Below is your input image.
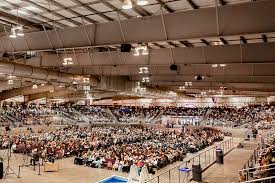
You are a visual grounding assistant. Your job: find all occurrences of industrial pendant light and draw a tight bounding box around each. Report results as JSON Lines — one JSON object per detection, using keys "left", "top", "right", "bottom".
{"left": 137, "top": 0, "right": 148, "bottom": 6}
{"left": 122, "top": 0, "right": 133, "bottom": 9}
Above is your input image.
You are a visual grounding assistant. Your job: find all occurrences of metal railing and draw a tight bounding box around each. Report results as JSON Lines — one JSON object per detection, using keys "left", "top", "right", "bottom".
{"left": 241, "top": 148, "right": 260, "bottom": 171}
{"left": 240, "top": 175, "right": 275, "bottom": 183}
{"left": 144, "top": 137, "right": 234, "bottom": 183}
{"left": 239, "top": 163, "right": 275, "bottom": 181}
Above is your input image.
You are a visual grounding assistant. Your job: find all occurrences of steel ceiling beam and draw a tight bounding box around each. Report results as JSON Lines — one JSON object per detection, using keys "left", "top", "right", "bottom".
{"left": 23, "top": 0, "right": 82, "bottom": 26}
{"left": 156, "top": 0, "right": 174, "bottom": 13}
{"left": 2, "top": 0, "right": 61, "bottom": 29}
{"left": 186, "top": 0, "right": 198, "bottom": 9}
{"left": 219, "top": 38, "right": 228, "bottom": 45}
{"left": 70, "top": 0, "right": 113, "bottom": 21}
{"left": 0, "top": 10, "right": 42, "bottom": 30}
{"left": 262, "top": 34, "right": 268, "bottom": 42}
{"left": 0, "top": 0, "right": 274, "bottom": 51}
{"left": 46, "top": 0, "right": 96, "bottom": 24}
{"left": 99, "top": 0, "right": 131, "bottom": 19}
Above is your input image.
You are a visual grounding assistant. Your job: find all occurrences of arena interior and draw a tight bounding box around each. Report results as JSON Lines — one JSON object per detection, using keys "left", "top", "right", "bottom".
{"left": 0, "top": 0, "right": 275, "bottom": 183}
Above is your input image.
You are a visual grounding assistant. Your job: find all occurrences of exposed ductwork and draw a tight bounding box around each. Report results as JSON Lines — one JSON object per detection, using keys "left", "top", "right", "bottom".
{"left": 0, "top": 60, "right": 99, "bottom": 86}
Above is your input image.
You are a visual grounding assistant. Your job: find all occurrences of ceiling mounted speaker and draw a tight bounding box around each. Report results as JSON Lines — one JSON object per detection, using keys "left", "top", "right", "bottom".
{"left": 170, "top": 64, "right": 178, "bottom": 71}
{"left": 195, "top": 75, "right": 205, "bottom": 81}
{"left": 3, "top": 52, "right": 9, "bottom": 58}
{"left": 120, "top": 44, "right": 132, "bottom": 52}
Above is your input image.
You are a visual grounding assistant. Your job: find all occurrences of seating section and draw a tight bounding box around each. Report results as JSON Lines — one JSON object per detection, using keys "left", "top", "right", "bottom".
{"left": 0, "top": 126, "right": 224, "bottom": 173}
{"left": 0, "top": 105, "right": 274, "bottom": 127}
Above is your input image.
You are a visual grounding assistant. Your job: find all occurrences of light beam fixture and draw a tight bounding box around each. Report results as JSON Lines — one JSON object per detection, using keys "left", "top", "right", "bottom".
{"left": 122, "top": 0, "right": 133, "bottom": 9}
{"left": 32, "top": 84, "right": 38, "bottom": 89}
{"left": 137, "top": 0, "right": 148, "bottom": 6}
{"left": 8, "top": 80, "right": 13, "bottom": 85}
{"left": 141, "top": 46, "right": 149, "bottom": 55}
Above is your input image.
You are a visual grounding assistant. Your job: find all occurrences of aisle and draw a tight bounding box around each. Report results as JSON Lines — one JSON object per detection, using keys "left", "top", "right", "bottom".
{"left": 195, "top": 148, "right": 254, "bottom": 183}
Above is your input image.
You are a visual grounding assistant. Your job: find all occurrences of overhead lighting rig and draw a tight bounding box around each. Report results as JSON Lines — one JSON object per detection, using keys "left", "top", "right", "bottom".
{"left": 138, "top": 67, "right": 149, "bottom": 74}
{"left": 7, "top": 80, "right": 13, "bottom": 85}
{"left": 142, "top": 77, "right": 150, "bottom": 83}
{"left": 134, "top": 45, "right": 149, "bottom": 56}
{"left": 179, "top": 86, "right": 185, "bottom": 91}
{"left": 135, "top": 82, "right": 146, "bottom": 94}
{"left": 122, "top": 0, "right": 149, "bottom": 10}
{"left": 212, "top": 64, "right": 226, "bottom": 68}
{"left": 9, "top": 25, "right": 24, "bottom": 38}
{"left": 63, "top": 57, "right": 73, "bottom": 65}
{"left": 185, "top": 81, "right": 192, "bottom": 87}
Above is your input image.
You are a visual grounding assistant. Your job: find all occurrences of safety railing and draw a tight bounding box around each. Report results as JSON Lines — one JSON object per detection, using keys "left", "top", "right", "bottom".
{"left": 241, "top": 148, "right": 259, "bottom": 171}
{"left": 144, "top": 137, "right": 234, "bottom": 183}
{"left": 240, "top": 176, "right": 275, "bottom": 183}
{"left": 239, "top": 161, "right": 275, "bottom": 182}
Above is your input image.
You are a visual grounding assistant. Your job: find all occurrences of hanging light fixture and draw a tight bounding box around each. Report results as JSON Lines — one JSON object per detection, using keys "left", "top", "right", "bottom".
{"left": 83, "top": 77, "right": 90, "bottom": 83}
{"left": 134, "top": 45, "right": 149, "bottom": 56}
{"left": 134, "top": 48, "right": 140, "bottom": 56}
{"left": 8, "top": 79, "right": 13, "bottom": 85}
{"left": 179, "top": 86, "right": 185, "bottom": 91}
{"left": 16, "top": 26, "right": 24, "bottom": 36}
{"left": 142, "top": 77, "right": 150, "bottom": 83}
{"left": 63, "top": 57, "right": 73, "bottom": 65}
{"left": 137, "top": 0, "right": 148, "bottom": 6}
{"left": 138, "top": 67, "right": 149, "bottom": 74}
{"left": 32, "top": 84, "right": 38, "bottom": 89}
{"left": 9, "top": 28, "right": 17, "bottom": 38}
{"left": 141, "top": 46, "right": 149, "bottom": 55}
{"left": 122, "top": 0, "right": 132, "bottom": 9}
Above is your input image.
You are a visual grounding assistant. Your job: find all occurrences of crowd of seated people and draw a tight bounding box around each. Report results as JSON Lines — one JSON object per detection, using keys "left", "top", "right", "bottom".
{"left": 0, "top": 125, "right": 224, "bottom": 173}
{"left": 204, "top": 105, "right": 275, "bottom": 129}
{"left": 73, "top": 105, "right": 111, "bottom": 123}
{"left": 0, "top": 104, "right": 274, "bottom": 128}
{"left": 109, "top": 106, "right": 144, "bottom": 123}
{"left": 239, "top": 138, "right": 275, "bottom": 181}
{"left": 1, "top": 104, "right": 53, "bottom": 126}
{"left": 163, "top": 107, "right": 207, "bottom": 117}
{"left": 143, "top": 107, "right": 162, "bottom": 123}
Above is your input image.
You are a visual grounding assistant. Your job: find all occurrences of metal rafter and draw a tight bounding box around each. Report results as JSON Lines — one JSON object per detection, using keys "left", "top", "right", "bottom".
{"left": 23, "top": 0, "right": 82, "bottom": 26}
{"left": 179, "top": 41, "right": 193, "bottom": 47}
{"left": 46, "top": 0, "right": 96, "bottom": 24}
{"left": 200, "top": 39, "right": 210, "bottom": 46}
{"left": 70, "top": 0, "right": 113, "bottom": 21}
{"left": 240, "top": 36, "right": 247, "bottom": 44}
{"left": 153, "top": 43, "right": 165, "bottom": 48}
{"left": 167, "top": 41, "right": 179, "bottom": 48}
{"left": 156, "top": 0, "right": 174, "bottom": 13}
{"left": 219, "top": 38, "right": 228, "bottom": 45}
{"left": 262, "top": 34, "right": 268, "bottom": 42}
{"left": 1, "top": 0, "right": 62, "bottom": 29}
{"left": 186, "top": 0, "right": 198, "bottom": 9}
{"left": 0, "top": 9, "right": 43, "bottom": 30}
{"left": 99, "top": 0, "right": 131, "bottom": 19}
